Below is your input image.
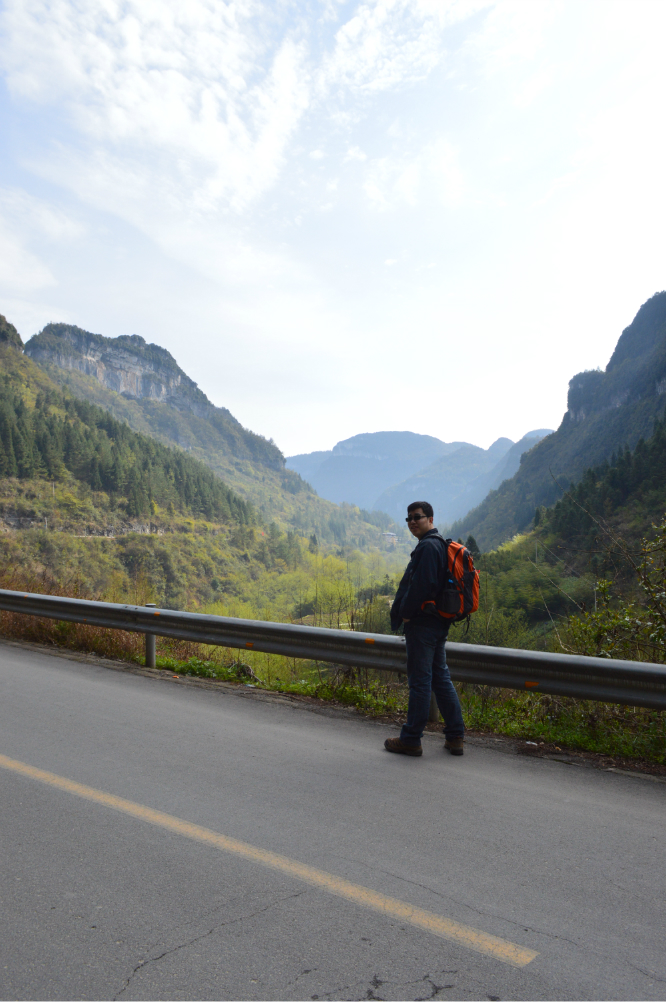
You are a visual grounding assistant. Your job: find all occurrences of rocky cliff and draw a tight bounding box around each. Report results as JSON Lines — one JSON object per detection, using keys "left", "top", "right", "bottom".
{"left": 564, "top": 291, "right": 666, "bottom": 426}
{"left": 450, "top": 291, "right": 666, "bottom": 549}
{"left": 23, "top": 322, "right": 288, "bottom": 479}
{"left": 25, "top": 324, "right": 221, "bottom": 420}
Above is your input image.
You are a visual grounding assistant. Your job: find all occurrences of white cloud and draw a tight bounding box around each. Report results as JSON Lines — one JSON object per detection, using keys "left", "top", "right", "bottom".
{"left": 319, "top": 0, "right": 491, "bottom": 97}
{"left": 0, "top": 0, "right": 481, "bottom": 310}
{"left": 364, "top": 140, "right": 465, "bottom": 210}
{"left": 0, "top": 188, "right": 84, "bottom": 242}
{"left": 2, "top": 0, "right": 666, "bottom": 457}
{"left": 0, "top": 227, "right": 55, "bottom": 293}
{"left": 1, "top": 0, "right": 311, "bottom": 215}
{"left": 0, "top": 0, "right": 483, "bottom": 228}
{"left": 462, "top": 0, "right": 560, "bottom": 77}
{"left": 0, "top": 188, "right": 84, "bottom": 294}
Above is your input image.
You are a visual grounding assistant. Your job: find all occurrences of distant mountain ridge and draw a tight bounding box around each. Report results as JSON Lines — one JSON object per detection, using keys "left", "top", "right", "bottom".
{"left": 287, "top": 431, "right": 468, "bottom": 510}
{"left": 451, "top": 291, "right": 666, "bottom": 549}
{"left": 288, "top": 429, "right": 553, "bottom": 526}
{"left": 375, "top": 430, "right": 552, "bottom": 525}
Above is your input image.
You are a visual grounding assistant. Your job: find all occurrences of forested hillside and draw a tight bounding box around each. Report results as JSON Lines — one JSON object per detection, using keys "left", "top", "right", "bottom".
{"left": 0, "top": 379, "right": 252, "bottom": 524}
{"left": 19, "top": 317, "right": 404, "bottom": 543}
{"left": 0, "top": 321, "right": 409, "bottom": 631}
{"left": 429, "top": 414, "right": 666, "bottom": 677}
{"left": 0, "top": 316, "right": 405, "bottom": 548}
{"left": 454, "top": 407, "right": 666, "bottom": 636}
{"left": 0, "top": 314, "right": 23, "bottom": 350}
{"left": 0, "top": 325, "right": 253, "bottom": 532}
{"left": 537, "top": 417, "right": 666, "bottom": 576}
{"left": 451, "top": 292, "right": 666, "bottom": 549}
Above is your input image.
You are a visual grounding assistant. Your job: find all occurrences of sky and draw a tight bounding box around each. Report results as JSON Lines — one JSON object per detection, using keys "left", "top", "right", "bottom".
{"left": 1, "top": 0, "right": 665, "bottom": 458}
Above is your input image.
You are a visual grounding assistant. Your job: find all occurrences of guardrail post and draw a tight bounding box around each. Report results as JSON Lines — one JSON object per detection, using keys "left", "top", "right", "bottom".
{"left": 145, "top": 603, "right": 156, "bottom": 669}
{"left": 429, "top": 691, "right": 440, "bottom": 722}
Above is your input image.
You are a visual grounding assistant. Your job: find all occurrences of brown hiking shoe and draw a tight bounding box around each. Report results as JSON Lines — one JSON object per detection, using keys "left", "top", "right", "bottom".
{"left": 384, "top": 737, "right": 423, "bottom": 757}
{"left": 444, "top": 737, "right": 464, "bottom": 756}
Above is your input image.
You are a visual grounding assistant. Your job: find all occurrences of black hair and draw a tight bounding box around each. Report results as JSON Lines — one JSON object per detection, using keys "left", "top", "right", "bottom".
{"left": 407, "top": 501, "right": 433, "bottom": 519}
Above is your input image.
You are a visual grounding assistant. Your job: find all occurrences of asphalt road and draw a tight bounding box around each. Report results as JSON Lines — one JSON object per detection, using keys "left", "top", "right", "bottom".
{"left": 0, "top": 641, "right": 664, "bottom": 1002}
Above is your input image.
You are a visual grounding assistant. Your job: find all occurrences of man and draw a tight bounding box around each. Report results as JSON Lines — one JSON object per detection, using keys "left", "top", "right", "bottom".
{"left": 384, "top": 501, "right": 465, "bottom": 758}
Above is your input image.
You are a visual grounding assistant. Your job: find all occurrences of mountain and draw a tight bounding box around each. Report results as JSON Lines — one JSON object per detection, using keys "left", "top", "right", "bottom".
{"left": 22, "top": 322, "right": 402, "bottom": 543}
{"left": 450, "top": 291, "right": 666, "bottom": 550}
{"left": 441, "top": 431, "right": 554, "bottom": 524}
{"left": 0, "top": 332, "right": 410, "bottom": 617}
{"left": 25, "top": 323, "right": 281, "bottom": 466}
{"left": 373, "top": 436, "right": 505, "bottom": 524}
{"left": 0, "top": 314, "right": 23, "bottom": 351}
{"left": 539, "top": 415, "right": 666, "bottom": 567}
{"left": 287, "top": 431, "right": 471, "bottom": 509}
{"left": 287, "top": 430, "right": 554, "bottom": 526}
{"left": 0, "top": 339, "right": 253, "bottom": 533}
{"left": 287, "top": 450, "right": 331, "bottom": 486}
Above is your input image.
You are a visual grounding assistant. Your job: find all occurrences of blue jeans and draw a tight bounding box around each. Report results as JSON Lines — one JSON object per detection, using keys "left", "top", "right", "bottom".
{"left": 400, "top": 620, "right": 465, "bottom": 746}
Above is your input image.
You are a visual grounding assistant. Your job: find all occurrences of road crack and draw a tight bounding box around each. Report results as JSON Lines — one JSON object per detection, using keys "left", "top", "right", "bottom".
{"left": 112, "top": 890, "right": 306, "bottom": 999}
{"left": 314, "top": 970, "right": 457, "bottom": 1001}
{"left": 624, "top": 960, "right": 666, "bottom": 985}
{"left": 323, "top": 856, "right": 577, "bottom": 950}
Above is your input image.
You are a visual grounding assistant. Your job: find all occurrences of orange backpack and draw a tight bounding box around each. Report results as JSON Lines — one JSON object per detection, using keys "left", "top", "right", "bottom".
{"left": 430, "top": 535, "right": 480, "bottom": 623}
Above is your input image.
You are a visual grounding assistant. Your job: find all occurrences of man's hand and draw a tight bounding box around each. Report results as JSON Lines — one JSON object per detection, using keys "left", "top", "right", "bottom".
{"left": 403, "top": 618, "right": 410, "bottom": 622}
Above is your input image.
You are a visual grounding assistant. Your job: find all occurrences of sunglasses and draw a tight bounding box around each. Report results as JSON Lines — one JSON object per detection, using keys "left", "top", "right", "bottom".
{"left": 405, "top": 513, "right": 428, "bottom": 523}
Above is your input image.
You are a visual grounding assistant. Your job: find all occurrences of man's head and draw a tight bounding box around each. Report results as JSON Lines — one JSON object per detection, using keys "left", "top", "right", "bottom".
{"left": 406, "top": 501, "right": 434, "bottom": 539}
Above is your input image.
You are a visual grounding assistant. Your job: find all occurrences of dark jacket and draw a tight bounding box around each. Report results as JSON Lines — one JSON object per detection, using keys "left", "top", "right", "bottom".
{"left": 390, "top": 529, "right": 448, "bottom": 631}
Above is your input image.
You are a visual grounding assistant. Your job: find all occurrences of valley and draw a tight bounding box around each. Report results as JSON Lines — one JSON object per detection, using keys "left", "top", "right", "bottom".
{"left": 2, "top": 294, "right": 666, "bottom": 763}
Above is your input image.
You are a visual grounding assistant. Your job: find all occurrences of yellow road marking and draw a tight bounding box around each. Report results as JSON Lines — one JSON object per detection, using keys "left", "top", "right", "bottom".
{"left": 0, "top": 753, "right": 537, "bottom": 968}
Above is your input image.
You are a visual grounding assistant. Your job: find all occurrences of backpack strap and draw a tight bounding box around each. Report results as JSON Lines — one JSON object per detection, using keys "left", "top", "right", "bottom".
{"left": 429, "top": 532, "right": 451, "bottom": 569}
{"left": 417, "top": 533, "right": 450, "bottom": 616}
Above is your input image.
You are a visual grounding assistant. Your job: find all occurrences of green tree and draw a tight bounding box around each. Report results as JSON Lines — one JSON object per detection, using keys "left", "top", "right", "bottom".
{"left": 565, "top": 516, "right": 666, "bottom": 663}
{"left": 464, "top": 534, "right": 481, "bottom": 559}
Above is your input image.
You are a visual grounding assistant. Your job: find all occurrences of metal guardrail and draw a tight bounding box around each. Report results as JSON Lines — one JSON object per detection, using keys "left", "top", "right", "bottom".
{"left": 0, "top": 589, "right": 665, "bottom": 711}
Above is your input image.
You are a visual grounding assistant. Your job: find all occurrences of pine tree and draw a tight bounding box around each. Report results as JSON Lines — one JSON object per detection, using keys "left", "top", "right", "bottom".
{"left": 465, "top": 534, "right": 481, "bottom": 558}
